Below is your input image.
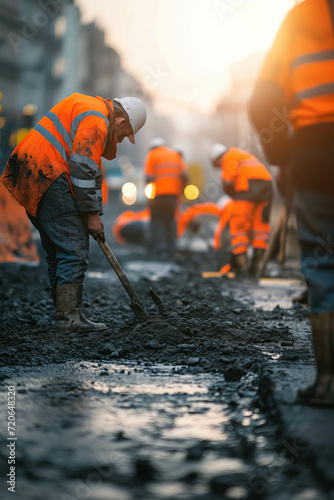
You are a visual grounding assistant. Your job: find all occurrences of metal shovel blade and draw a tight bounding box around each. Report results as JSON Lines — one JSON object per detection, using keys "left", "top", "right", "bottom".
{"left": 149, "top": 287, "right": 168, "bottom": 316}
{"left": 130, "top": 302, "right": 150, "bottom": 323}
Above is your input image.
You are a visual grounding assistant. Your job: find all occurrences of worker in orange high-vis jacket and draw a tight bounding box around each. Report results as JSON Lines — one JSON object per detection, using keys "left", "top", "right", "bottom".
{"left": 1, "top": 93, "right": 147, "bottom": 333}
{"left": 249, "top": 0, "right": 334, "bottom": 407}
{"left": 210, "top": 144, "right": 273, "bottom": 275}
{"left": 144, "top": 138, "right": 189, "bottom": 253}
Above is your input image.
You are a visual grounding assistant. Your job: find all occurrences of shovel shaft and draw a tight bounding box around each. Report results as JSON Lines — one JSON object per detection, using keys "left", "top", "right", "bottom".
{"left": 97, "top": 240, "right": 148, "bottom": 318}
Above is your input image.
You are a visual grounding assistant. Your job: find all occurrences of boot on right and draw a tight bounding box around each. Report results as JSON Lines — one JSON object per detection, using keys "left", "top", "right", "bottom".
{"left": 296, "top": 312, "right": 334, "bottom": 408}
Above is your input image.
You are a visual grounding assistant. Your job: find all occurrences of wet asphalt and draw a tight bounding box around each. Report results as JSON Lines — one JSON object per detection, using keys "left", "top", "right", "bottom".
{"left": 0, "top": 198, "right": 334, "bottom": 500}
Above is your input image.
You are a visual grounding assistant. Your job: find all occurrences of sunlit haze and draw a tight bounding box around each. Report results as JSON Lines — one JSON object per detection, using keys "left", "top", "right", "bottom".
{"left": 76, "top": 0, "right": 295, "bottom": 115}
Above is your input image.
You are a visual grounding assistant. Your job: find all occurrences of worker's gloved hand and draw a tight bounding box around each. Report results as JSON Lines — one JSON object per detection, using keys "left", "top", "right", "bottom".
{"left": 86, "top": 212, "right": 105, "bottom": 243}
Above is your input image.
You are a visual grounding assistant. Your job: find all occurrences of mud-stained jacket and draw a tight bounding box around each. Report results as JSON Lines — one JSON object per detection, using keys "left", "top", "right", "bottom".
{"left": 0, "top": 93, "right": 117, "bottom": 216}
{"left": 144, "top": 145, "right": 189, "bottom": 198}
{"left": 220, "top": 147, "right": 273, "bottom": 202}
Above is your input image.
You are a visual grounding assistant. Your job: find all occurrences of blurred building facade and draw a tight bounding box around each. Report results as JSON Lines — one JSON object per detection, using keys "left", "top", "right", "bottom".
{"left": 0, "top": 0, "right": 160, "bottom": 173}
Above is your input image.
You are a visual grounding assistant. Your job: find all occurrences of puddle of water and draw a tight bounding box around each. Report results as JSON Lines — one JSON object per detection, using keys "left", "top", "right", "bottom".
{"left": 259, "top": 278, "right": 302, "bottom": 287}
{"left": 260, "top": 350, "right": 282, "bottom": 361}
{"left": 87, "top": 270, "right": 116, "bottom": 280}
{"left": 109, "top": 383, "right": 208, "bottom": 395}
{"left": 163, "top": 408, "right": 228, "bottom": 441}
{"left": 124, "top": 260, "right": 181, "bottom": 281}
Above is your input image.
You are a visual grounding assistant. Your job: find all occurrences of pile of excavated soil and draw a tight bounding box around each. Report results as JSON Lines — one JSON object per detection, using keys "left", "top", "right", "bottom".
{"left": 0, "top": 253, "right": 307, "bottom": 375}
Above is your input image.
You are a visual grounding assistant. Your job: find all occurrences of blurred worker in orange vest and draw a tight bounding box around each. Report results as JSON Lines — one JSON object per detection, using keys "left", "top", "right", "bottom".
{"left": 144, "top": 138, "right": 189, "bottom": 253}
{"left": 249, "top": 0, "right": 334, "bottom": 407}
{"left": 1, "top": 92, "right": 147, "bottom": 332}
{"left": 210, "top": 144, "right": 273, "bottom": 275}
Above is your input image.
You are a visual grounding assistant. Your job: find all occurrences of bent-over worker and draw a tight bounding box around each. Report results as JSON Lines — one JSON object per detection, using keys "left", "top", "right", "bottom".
{"left": 210, "top": 144, "right": 273, "bottom": 275}
{"left": 1, "top": 92, "right": 147, "bottom": 332}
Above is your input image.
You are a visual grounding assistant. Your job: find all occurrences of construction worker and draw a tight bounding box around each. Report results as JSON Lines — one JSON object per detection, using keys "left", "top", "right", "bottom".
{"left": 144, "top": 138, "right": 189, "bottom": 252}
{"left": 249, "top": 0, "right": 334, "bottom": 407}
{"left": 210, "top": 144, "right": 273, "bottom": 275}
{"left": 113, "top": 208, "right": 150, "bottom": 245}
{"left": 1, "top": 92, "right": 147, "bottom": 332}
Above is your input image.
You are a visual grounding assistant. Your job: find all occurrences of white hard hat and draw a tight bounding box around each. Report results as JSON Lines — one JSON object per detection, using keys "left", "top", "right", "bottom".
{"left": 114, "top": 97, "right": 147, "bottom": 144}
{"left": 172, "top": 144, "right": 184, "bottom": 157}
{"left": 210, "top": 143, "right": 228, "bottom": 162}
{"left": 148, "top": 137, "right": 166, "bottom": 150}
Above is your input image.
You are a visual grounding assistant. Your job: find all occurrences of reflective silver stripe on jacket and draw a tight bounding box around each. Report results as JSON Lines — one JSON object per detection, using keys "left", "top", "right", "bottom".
{"left": 70, "top": 111, "right": 109, "bottom": 140}
{"left": 153, "top": 172, "right": 183, "bottom": 179}
{"left": 70, "top": 153, "right": 99, "bottom": 173}
{"left": 34, "top": 124, "right": 68, "bottom": 163}
{"left": 295, "top": 81, "right": 334, "bottom": 102}
{"left": 239, "top": 159, "right": 260, "bottom": 167}
{"left": 292, "top": 50, "right": 334, "bottom": 69}
{"left": 70, "top": 176, "right": 96, "bottom": 188}
{"left": 45, "top": 111, "right": 73, "bottom": 150}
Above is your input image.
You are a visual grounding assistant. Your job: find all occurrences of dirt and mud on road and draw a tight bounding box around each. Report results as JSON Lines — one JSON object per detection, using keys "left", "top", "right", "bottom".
{"left": 1, "top": 201, "right": 334, "bottom": 500}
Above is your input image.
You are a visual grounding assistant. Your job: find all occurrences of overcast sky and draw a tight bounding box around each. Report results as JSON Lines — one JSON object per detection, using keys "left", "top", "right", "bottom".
{"left": 76, "top": 0, "right": 295, "bottom": 115}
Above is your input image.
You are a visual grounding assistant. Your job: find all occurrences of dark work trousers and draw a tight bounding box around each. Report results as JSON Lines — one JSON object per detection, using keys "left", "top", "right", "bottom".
{"left": 148, "top": 195, "right": 178, "bottom": 252}
{"left": 28, "top": 173, "right": 89, "bottom": 288}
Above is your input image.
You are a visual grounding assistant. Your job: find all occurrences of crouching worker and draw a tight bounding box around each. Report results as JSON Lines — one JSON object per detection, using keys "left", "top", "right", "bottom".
{"left": 1, "top": 93, "right": 147, "bottom": 332}
{"left": 113, "top": 208, "right": 150, "bottom": 245}
{"left": 210, "top": 144, "right": 273, "bottom": 275}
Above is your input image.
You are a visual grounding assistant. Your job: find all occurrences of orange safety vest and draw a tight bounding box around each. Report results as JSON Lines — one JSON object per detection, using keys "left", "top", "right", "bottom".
{"left": 1, "top": 93, "right": 116, "bottom": 216}
{"left": 221, "top": 147, "right": 272, "bottom": 201}
{"left": 144, "top": 146, "right": 188, "bottom": 197}
{"left": 257, "top": 0, "right": 334, "bottom": 131}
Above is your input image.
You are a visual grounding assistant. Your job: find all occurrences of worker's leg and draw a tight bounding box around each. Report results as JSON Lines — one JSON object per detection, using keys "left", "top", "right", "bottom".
{"left": 36, "top": 174, "right": 89, "bottom": 285}
{"left": 295, "top": 191, "right": 334, "bottom": 407}
{"left": 35, "top": 174, "right": 106, "bottom": 332}
{"left": 27, "top": 212, "right": 57, "bottom": 288}
{"left": 230, "top": 200, "right": 252, "bottom": 271}
{"left": 161, "top": 199, "right": 177, "bottom": 251}
{"left": 149, "top": 196, "right": 177, "bottom": 252}
{"left": 249, "top": 199, "right": 271, "bottom": 275}
{"left": 149, "top": 200, "right": 165, "bottom": 250}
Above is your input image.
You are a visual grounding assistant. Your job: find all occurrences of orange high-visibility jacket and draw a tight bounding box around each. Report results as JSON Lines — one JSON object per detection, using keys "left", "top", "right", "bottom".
{"left": 144, "top": 146, "right": 188, "bottom": 197}
{"left": 256, "top": 0, "right": 334, "bottom": 132}
{"left": 1, "top": 93, "right": 117, "bottom": 216}
{"left": 221, "top": 148, "right": 273, "bottom": 202}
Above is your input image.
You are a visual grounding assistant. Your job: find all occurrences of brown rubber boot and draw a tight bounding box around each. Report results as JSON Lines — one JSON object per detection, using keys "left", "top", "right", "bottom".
{"left": 231, "top": 253, "right": 248, "bottom": 273}
{"left": 55, "top": 283, "right": 108, "bottom": 332}
{"left": 248, "top": 248, "right": 265, "bottom": 277}
{"left": 296, "top": 312, "right": 334, "bottom": 408}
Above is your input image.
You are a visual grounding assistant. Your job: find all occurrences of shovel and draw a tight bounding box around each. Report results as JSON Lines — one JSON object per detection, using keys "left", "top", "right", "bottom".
{"left": 97, "top": 239, "right": 162, "bottom": 323}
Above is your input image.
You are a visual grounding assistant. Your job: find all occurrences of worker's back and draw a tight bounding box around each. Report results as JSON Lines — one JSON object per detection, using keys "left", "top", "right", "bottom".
{"left": 221, "top": 147, "right": 272, "bottom": 202}
{"left": 144, "top": 145, "right": 188, "bottom": 197}
{"left": 1, "top": 93, "right": 110, "bottom": 216}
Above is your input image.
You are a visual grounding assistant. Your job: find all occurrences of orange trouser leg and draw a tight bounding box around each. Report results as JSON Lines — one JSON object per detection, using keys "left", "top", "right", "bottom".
{"left": 252, "top": 200, "right": 271, "bottom": 250}
{"left": 230, "top": 200, "right": 253, "bottom": 255}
